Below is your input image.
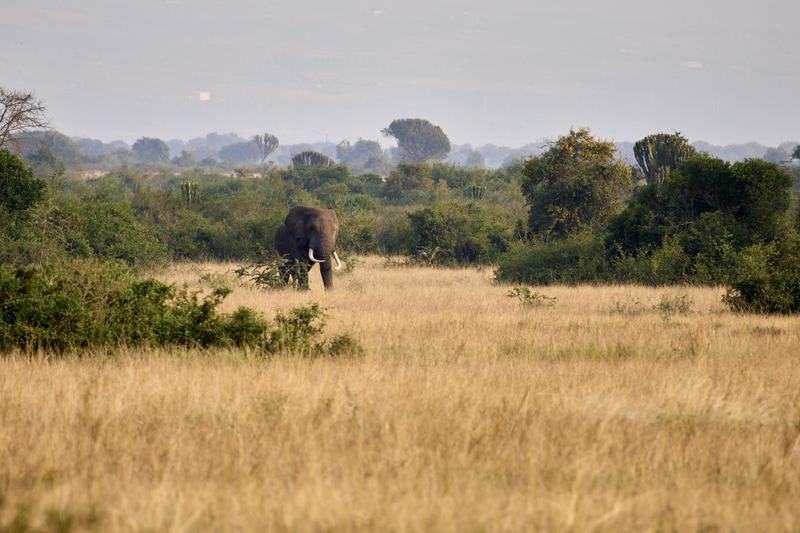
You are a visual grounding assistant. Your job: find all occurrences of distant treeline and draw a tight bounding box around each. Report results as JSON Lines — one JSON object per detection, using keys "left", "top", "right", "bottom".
{"left": 2, "top": 111, "right": 800, "bottom": 312}
{"left": 16, "top": 128, "right": 800, "bottom": 171}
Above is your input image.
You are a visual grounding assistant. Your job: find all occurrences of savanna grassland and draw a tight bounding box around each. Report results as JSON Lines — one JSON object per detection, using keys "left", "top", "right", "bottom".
{"left": 2, "top": 257, "right": 800, "bottom": 532}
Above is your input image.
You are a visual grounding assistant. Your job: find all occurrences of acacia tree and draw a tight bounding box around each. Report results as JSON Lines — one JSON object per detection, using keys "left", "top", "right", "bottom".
{"left": 633, "top": 132, "right": 696, "bottom": 192}
{"left": 382, "top": 118, "right": 450, "bottom": 162}
{"left": 523, "top": 129, "right": 632, "bottom": 238}
{"left": 253, "top": 133, "right": 279, "bottom": 164}
{"left": 0, "top": 88, "right": 48, "bottom": 151}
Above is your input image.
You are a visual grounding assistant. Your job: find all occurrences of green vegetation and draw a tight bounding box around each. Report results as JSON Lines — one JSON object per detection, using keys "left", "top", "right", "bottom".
{"left": 633, "top": 132, "right": 697, "bottom": 191}
{"left": 506, "top": 287, "right": 557, "bottom": 308}
{"left": 0, "top": 148, "right": 46, "bottom": 211}
{"left": 0, "top": 259, "right": 361, "bottom": 355}
{"left": 522, "top": 129, "right": 632, "bottom": 238}
{"left": 2, "top": 96, "right": 800, "bottom": 314}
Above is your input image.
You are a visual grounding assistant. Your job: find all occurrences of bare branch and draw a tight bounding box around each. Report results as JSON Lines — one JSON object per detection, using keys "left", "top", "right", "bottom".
{"left": 0, "top": 87, "right": 48, "bottom": 151}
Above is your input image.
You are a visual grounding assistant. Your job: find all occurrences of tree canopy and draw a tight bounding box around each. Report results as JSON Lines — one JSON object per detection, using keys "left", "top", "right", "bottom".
{"left": 607, "top": 155, "right": 794, "bottom": 255}
{"left": 0, "top": 149, "right": 46, "bottom": 212}
{"left": 18, "top": 130, "right": 81, "bottom": 165}
{"left": 382, "top": 118, "right": 451, "bottom": 162}
{"left": 132, "top": 137, "right": 170, "bottom": 162}
{"left": 522, "top": 129, "right": 632, "bottom": 238}
{"left": 218, "top": 141, "right": 260, "bottom": 163}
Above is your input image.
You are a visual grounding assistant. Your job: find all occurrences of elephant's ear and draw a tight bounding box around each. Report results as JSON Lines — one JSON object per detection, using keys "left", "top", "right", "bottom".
{"left": 285, "top": 213, "right": 305, "bottom": 238}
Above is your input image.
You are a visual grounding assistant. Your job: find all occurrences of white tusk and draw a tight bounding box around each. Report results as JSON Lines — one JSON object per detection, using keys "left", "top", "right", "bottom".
{"left": 308, "top": 248, "right": 325, "bottom": 263}
{"left": 333, "top": 251, "right": 342, "bottom": 270}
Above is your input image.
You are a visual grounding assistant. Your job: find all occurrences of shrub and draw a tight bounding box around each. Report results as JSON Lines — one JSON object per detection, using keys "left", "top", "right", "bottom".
{"left": 406, "top": 202, "right": 511, "bottom": 264}
{"left": 496, "top": 231, "right": 607, "bottom": 284}
{"left": 506, "top": 287, "right": 557, "bottom": 308}
{"left": 74, "top": 193, "right": 168, "bottom": 268}
{"left": 722, "top": 235, "right": 800, "bottom": 314}
{"left": 0, "top": 261, "right": 268, "bottom": 351}
{"left": 723, "top": 269, "right": 800, "bottom": 314}
{"left": 0, "top": 260, "right": 363, "bottom": 353}
{"left": 263, "top": 304, "right": 363, "bottom": 357}
{"left": 235, "top": 256, "right": 309, "bottom": 290}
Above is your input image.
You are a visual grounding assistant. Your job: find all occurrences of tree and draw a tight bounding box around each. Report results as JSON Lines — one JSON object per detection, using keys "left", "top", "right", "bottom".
{"left": 608, "top": 155, "right": 794, "bottom": 256}
{"left": 633, "top": 132, "right": 696, "bottom": 192}
{"left": 17, "top": 130, "right": 81, "bottom": 164}
{"left": 132, "top": 137, "right": 170, "bottom": 162}
{"left": 763, "top": 147, "right": 790, "bottom": 165}
{"left": 522, "top": 129, "right": 632, "bottom": 238}
{"left": 218, "top": 141, "right": 260, "bottom": 163}
{"left": 292, "top": 150, "right": 335, "bottom": 169}
{"left": 0, "top": 149, "right": 46, "bottom": 211}
{"left": 383, "top": 162, "right": 433, "bottom": 201}
{"left": 793, "top": 145, "right": 800, "bottom": 160}
{"left": 464, "top": 150, "right": 486, "bottom": 168}
{"left": 336, "top": 139, "right": 388, "bottom": 173}
{"left": 382, "top": 118, "right": 451, "bottom": 162}
{"left": 0, "top": 88, "right": 48, "bottom": 151}
{"left": 253, "top": 133, "right": 279, "bottom": 164}
{"left": 337, "top": 139, "right": 382, "bottom": 164}
{"left": 171, "top": 150, "right": 197, "bottom": 167}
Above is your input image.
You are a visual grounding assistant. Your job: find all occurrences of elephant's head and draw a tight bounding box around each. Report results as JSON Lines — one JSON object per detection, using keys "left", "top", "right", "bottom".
{"left": 285, "top": 206, "right": 342, "bottom": 289}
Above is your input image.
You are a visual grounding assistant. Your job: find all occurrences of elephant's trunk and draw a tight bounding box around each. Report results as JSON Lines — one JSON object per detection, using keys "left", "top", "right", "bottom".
{"left": 311, "top": 238, "right": 336, "bottom": 289}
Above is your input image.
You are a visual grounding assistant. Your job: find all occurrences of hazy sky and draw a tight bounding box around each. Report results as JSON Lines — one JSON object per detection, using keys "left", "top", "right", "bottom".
{"left": 2, "top": 0, "right": 798, "bottom": 146}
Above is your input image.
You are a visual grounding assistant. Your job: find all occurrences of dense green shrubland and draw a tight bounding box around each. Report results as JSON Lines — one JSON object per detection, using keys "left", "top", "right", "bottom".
{"left": 0, "top": 259, "right": 361, "bottom": 354}
{"left": 495, "top": 131, "right": 800, "bottom": 312}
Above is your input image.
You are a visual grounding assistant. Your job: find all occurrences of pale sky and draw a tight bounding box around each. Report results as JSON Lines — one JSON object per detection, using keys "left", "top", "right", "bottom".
{"left": 1, "top": 0, "right": 798, "bottom": 146}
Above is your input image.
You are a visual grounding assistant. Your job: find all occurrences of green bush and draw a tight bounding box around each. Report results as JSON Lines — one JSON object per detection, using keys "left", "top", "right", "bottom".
{"left": 0, "top": 149, "right": 46, "bottom": 212}
{"left": 235, "top": 256, "right": 310, "bottom": 290}
{"left": 74, "top": 193, "right": 168, "bottom": 267}
{"left": 723, "top": 238, "right": 800, "bottom": 314}
{"left": 496, "top": 231, "right": 607, "bottom": 284}
{"left": 0, "top": 260, "right": 363, "bottom": 354}
{"left": 406, "top": 202, "right": 511, "bottom": 264}
{"left": 723, "top": 269, "right": 800, "bottom": 314}
{"left": 263, "top": 303, "right": 363, "bottom": 357}
{"left": 506, "top": 287, "right": 557, "bottom": 308}
{"left": 0, "top": 261, "right": 267, "bottom": 351}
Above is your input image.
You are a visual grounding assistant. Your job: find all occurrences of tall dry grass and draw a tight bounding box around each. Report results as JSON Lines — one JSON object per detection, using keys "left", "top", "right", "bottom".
{"left": 1, "top": 257, "right": 799, "bottom": 531}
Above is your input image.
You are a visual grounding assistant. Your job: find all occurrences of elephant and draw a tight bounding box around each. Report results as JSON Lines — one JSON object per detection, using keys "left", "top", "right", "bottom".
{"left": 274, "top": 206, "right": 342, "bottom": 289}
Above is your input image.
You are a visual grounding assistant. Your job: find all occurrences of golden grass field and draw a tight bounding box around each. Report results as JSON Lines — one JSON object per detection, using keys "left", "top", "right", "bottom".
{"left": 2, "top": 257, "right": 800, "bottom": 532}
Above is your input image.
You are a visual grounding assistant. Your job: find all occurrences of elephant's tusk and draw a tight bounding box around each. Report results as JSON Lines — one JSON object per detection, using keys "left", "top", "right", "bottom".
{"left": 333, "top": 251, "right": 342, "bottom": 270}
{"left": 308, "top": 248, "right": 325, "bottom": 263}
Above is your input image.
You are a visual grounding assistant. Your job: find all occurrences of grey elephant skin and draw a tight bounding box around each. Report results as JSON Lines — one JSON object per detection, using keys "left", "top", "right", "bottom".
{"left": 274, "top": 206, "right": 342, "bottom": 289}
